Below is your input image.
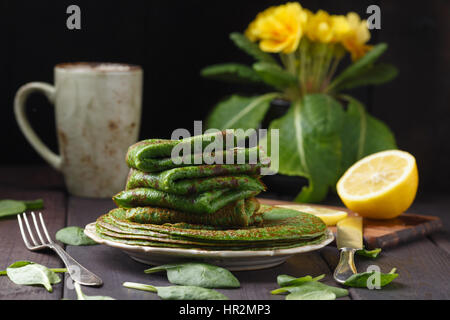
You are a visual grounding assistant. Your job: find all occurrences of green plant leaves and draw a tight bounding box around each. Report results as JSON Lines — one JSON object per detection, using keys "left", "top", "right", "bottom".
{"left": 344, "top": 268, "right": 398, "bottom": 288}
{"left": 328, "top": 43, "right": 389, "bottom": 92}
{"left": 229, "top": 32, "right": 278, "bottom": 65}
{"left": 55, "top": 226, "right": 98, "bottom": 246}
{"left": 267, "top": 94, "right": 345, "bottom": 202}
{"left": 123, "top": 282, "right": 229, "bottom": 300}
{"left": 6, "top": 261, "right": 61, "bottom": 292}
{"left": 253, "top": 62, "right": 298, "bottom": 90}
{"left": 286, "top": 290, "right": 336, "bottom": 300}
{"left": 356, "top": 247, "right": 382, "bottom": 258}
{"left": 74, "top": 282, "right": 115, "bottom": 300}
{"left": 332, "top": 63, "right": 398, "bottom": 92}
{"left": 201, "top": 63, "right": 263, "bottom": 84}
{"left": 206, "top": 93, "right": 279, "bottom": 130}
{"left": 339, "top": 96, "right": 397, "bottom": 173}
{"left": 144, "top": 262, "right": 240, "bottom": 288}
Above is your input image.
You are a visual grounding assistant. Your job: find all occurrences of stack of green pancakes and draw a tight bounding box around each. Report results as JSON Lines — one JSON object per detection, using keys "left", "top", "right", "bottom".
{"left": 95, "top": 130, "right": 328, "bottom": 250}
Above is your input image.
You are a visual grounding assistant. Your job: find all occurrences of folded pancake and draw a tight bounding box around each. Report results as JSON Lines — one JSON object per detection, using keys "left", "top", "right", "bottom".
{"left": 97, "top": 205, "right": 327, "bottom": 243}
{"left": 124, "top": 198, "right": 261, "bottom": 228}
{"left": 126, "top": 130, "right": 269, "bottom": 172}
{"left": 113, "top": 188, "right": 260, "bottom": 214}
{"left": 126, "top": 164, "right": 266, "bottom": 195}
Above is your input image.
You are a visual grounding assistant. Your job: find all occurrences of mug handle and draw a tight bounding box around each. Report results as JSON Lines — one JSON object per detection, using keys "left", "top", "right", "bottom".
{"left": 14, "top": 82, "right": 62, "bottom": 170}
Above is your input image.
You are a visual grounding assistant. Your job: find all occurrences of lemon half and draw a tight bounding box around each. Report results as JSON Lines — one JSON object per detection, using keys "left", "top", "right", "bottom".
{"left": 337, "top": 150, "right": 418, "bottom": 219}
{"left": 276, "top": 204, "right": 348, "bottom": 226}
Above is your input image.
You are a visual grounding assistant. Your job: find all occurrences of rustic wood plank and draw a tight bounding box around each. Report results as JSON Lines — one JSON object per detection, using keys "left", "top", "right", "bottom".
{"left": 0, "top": 188, "right": 66, "bottom": 300}
{"left": 259, "top": 198, "right": 444, "bottom": 249}
{"left": 320, "top": 238, "right": 450, "bottom": 299}
{"left": 63, "top": 196, "right": 343, "bottom": 300}
{"left": 0, "top": 165, "right": 64, "bottom": 190}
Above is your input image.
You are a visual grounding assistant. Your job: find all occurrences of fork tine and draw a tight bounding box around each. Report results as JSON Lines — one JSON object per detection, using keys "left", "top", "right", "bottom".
{"left": 38, "top": 212, "right": 53, "bottom": 243}
{"left": 22, "top": 213, "right": 40, "bottom": 246}
{"left": 17, "top": 214, "right": 33, "bottom": 249}
{"left": 31, "top": 212, "right": 46, "bottom": 244}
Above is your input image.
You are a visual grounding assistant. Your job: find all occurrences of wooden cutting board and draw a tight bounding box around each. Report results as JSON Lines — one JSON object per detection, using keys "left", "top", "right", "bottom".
{"left": 259, "top": 198, "right": 443, "bottom": 249}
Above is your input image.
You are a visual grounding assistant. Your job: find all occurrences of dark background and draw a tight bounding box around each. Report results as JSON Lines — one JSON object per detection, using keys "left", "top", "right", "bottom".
{"left": 0, "top": 0, "right": 448, "bottom": 197}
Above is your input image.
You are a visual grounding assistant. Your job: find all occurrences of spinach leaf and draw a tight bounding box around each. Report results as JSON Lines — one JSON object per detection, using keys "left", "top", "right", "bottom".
{"left": 272, "top": 281, "right": 349, "bottom": 298}
{"left": 144, "top": 262, "right": 240, "bottom": 288}
{"left": 206, "top": 93, "right": 279, "bottom": 131}
{"left": 277, "top": 274, "right": 325, "bottom": 287}
{"left": 356, "top": 247, "right": 382, "bottom": 258}
{"left": 22, "top": 199, "right": 44, "bottom": 210}
{"left": 266, "top": 94, "right": 345, "bottom": 202}
{"left": 123, "top": 282, "right": 228, "bottom": 300}
{"left": 286, "top": 290, "right": 336, "bottom": 300}
{"left": 55, "top": 226, "right": 97, "bottom": 246}
{"left": 0, "top": 200, "right": 26, "bottom": 218}
{"left": 6, "top": 261, "right": 61, "bottom": 292}
{"left": 74, "top": 282, "right": 115, "bottom": 300}
{"left": 344, "top": 268, "right": 398, "bottom": 288}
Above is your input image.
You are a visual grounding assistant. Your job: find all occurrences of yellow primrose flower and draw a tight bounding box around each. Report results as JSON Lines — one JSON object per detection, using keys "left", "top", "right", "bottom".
{"left": 305, "top": 10, "right": 334, "bottom": 43}
{"left": 341, "top": 12, "right": 372, "bottom": 60}
{"left": 245, "top": 2, "right": 308, "bottom": 54}
{"left": 330, "top": 15, "right": 351, "bottom": 42}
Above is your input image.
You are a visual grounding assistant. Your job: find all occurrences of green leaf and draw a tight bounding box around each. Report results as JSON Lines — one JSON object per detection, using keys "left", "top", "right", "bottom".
{"left": 329, "top": 43, "right": 388, "bottom": 91}
{"left": 272, "top": 281, "right": 349, "bottom": 298}
{"left": 206, "top": 93, "right": 279, "bottom": 130}
{"left": 229, "top": 32, "right": 278, "bottom": 64}
{"left": 6, "top": 261, "right": 61, "bottom": 292}
{"left": 339, "top": 96, "right": 397, "bottom": 174}
{"left": 22, "top": 199, "right": 44, "bottom": 210}
{"left": 0, "top": 200, "right": 26, "bottom": 218}
{"left": 253, "top": 62, "right": 298, "bottom": 89}
{"left": 123, "top": 282, "right": 228, "bottom": 300}
{"left": 74, "top": 282, "right": 115, "bottom": 300}
{"left": 286, "top": 290, "right": 336, "bottom": 300}
{"left": 55, "top": 226, "right": 98, "bottom": 246}
{"left": 267, "top": 94, "right": 345, "bottom": 203}
{"left": 144, "top": 262, "right": 240, "bottom": 288}
{"left": 356, "top": 247, "right": 382, "bottom": 258}
{"left": 344, "top": 268, "right": 398, "bottom": 288}
{"left": 333, "top": 63, "right": 398, "bottom": 91}
{"left": 277, "top": 274, "right": 325, "bottom": 287}
{"left": 200, "top": 63, "right": 263, "bottom": 84}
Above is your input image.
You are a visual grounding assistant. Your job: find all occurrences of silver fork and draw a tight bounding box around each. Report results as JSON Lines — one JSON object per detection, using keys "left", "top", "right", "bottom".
{"left": 18, "top": 212, "right": 103, "bottom": 286}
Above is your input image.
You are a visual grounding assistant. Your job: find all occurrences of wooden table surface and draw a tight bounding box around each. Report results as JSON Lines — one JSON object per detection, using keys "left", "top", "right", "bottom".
{"left": 0, "top": 165, "right": 449, "bottom": 300}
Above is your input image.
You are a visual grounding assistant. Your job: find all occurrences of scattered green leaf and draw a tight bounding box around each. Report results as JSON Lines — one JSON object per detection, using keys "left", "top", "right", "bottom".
{"left": 74, "top": 282, "right": 115, "bottom": 300}
{"left": 272, "top": 280, "right": 349, "bottom": 298}
{"left": 344, "top": 268, "right": 398, "bottom": 288}
{"left": 0, "top": 200, "right": 26, "bottom": 218}
{"left": 6, "top": 261, "right": 61, "bottom": 292}
{"left": 356, "top": 247, "right": 382, "bottom": 258}
{"left": 253, "top": 62, "right": 298, "bottom": 89}
{"left": 144, "top": 262, "right": 240, "bottom": 288}
{"left": 286, "top": 290, "right": 336, "bottom": 300}
{"left": 22, "top": 199, "right": 44, "bottom": 210}
{"left": 277, "top": 274, "right": 325, "bottom": 287}
{"left": 55, "top": 226, "right": 98, "bottom": 246}
{"left": 123, "top": 281, "right": 228, "bottom": 300}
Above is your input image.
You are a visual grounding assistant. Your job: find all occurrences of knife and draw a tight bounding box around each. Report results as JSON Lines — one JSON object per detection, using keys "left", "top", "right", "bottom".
{"left": 333, "top": 216, "right": 363, "bottom": 284}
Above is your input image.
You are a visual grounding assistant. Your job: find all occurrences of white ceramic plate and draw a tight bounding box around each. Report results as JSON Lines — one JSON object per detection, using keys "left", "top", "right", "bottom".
{"left": 84, "top": 223, "right": 334, "bottom": 271}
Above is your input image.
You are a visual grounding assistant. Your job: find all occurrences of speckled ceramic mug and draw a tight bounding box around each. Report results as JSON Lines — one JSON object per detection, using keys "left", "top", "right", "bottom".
{"left": 14, "top": 63, "right": 143, "bottom": 198}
